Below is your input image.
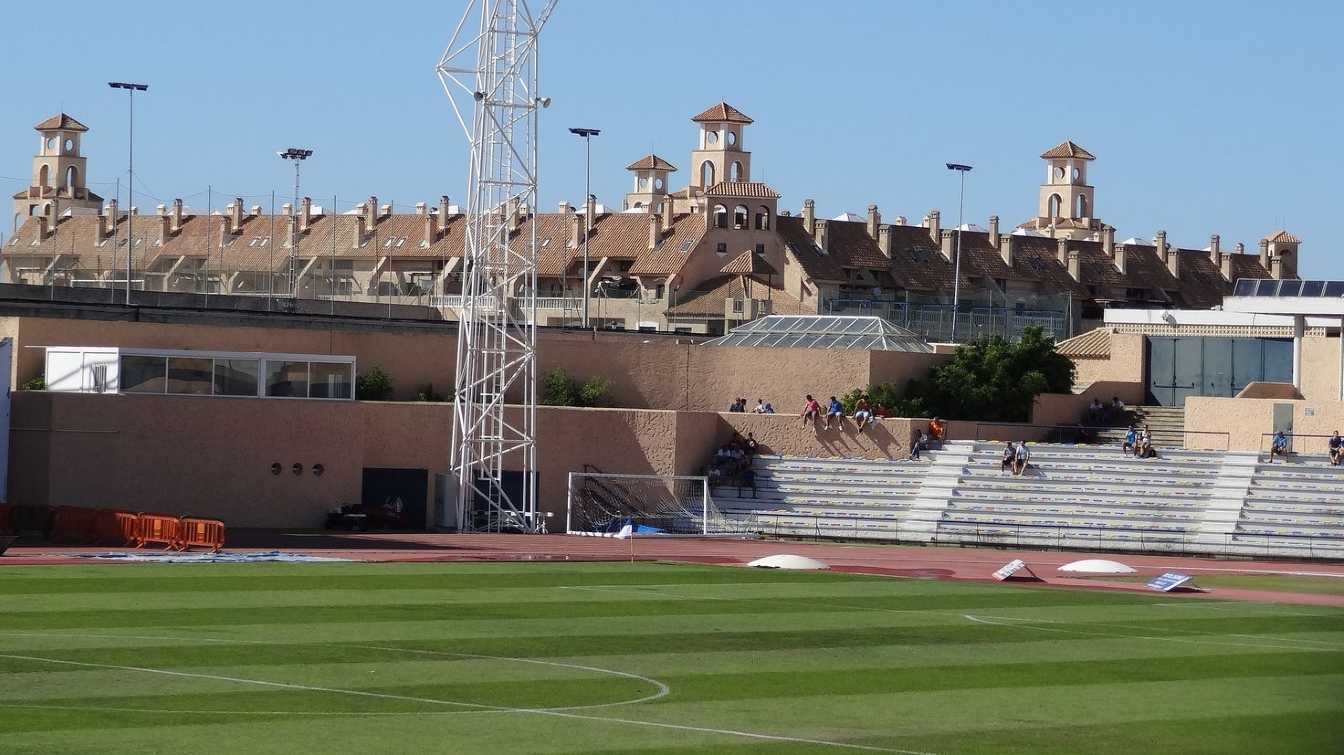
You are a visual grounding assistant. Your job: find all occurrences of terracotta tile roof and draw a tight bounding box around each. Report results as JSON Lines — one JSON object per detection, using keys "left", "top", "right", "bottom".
{"left": 704, "top": 181, "right": 780, "bottom": 199}
{"left": 690, "top": 102, "right": 753, "bottom": 124}
{"left": 1056, "top": 327, "right": 1111, "bottom": 358}
{"left": 1263, "top": 230, "right": 1300, "bottom": 244}
{"left": 775, "top": 215, "right": 845, "bottom": 283}
{"left": 666, "top": 275, "right": 808, "bottom": 317}
{"left": 627, "top": 213, "right": 706, "bottom": 277}
{"left": 1039, "top": 140, "right": 1095, "bottom": 160}
{"left": 34, "top": 113, "right": 89, "bottom": 132}
{"left": 883, "top": 224, "right": 969, "bottom": 293}
{"left": 625, "top": 154, "right": 678, "bottom": 172}
{"left": 720, "top": 249, "right": 776, "bottom": 275}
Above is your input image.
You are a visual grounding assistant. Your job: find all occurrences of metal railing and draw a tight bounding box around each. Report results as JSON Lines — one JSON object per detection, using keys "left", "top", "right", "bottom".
{"left": 1259, "top": 432, "right": 1344, "bottom": 458}
{"left": 824, "top": 298, "right": 1068, "bottom": 342}
{"left": 973, "top": 422, "right": 1230, "bottom": 451}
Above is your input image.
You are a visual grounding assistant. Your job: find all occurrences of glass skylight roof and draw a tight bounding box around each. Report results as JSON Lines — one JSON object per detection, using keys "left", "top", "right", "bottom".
{"left": 703, "top": 315, "right": 934, "bottom": 352}
{"left": 1233, "top": 278, "right": 1344, "bottom": 298}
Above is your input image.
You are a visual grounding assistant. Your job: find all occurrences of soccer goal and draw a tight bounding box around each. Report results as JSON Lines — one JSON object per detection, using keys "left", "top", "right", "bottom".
{"left": 566, "top": 472, "right": 751, "bottom": 537}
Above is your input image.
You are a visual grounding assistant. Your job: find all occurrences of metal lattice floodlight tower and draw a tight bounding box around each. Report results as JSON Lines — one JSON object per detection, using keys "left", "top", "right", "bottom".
{"left": 437, "top": 0, "right": 556, "bottom": 533}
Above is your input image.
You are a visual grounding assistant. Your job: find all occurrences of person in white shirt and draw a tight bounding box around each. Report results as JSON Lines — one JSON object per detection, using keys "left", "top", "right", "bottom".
{"left": 1012, "top": 441, "right": 1031, "bottom": 476}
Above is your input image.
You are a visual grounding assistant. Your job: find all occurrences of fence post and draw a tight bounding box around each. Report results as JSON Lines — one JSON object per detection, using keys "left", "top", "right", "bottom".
{"left": 565, "top": 472, "right": 573, "bottom": 534}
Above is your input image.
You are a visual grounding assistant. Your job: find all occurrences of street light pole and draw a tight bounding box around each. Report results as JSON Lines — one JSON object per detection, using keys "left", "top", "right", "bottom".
{"left": 946, "top": 163, "right": 972, "bottom": 343}
{"left": 108, "top": 82, "right": 147, "bottom": 306}
{"left": 568, "top": 127, "right": 600, "bottom": 328}
{"left": 277, "top": 148, "right": 313, "bottom": 298}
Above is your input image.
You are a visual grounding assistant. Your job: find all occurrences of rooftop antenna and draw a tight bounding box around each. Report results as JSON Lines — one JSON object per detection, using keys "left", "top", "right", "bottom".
{"left": 437, "top": 0, "right": 557, "bottom": 533}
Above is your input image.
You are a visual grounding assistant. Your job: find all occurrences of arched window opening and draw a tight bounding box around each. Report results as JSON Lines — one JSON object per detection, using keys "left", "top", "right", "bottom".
{"left": 729, "top": 161, "right": 743, "bottom": 182}
{"left": 713, "top": 204, "right": 728, "bottom": 229}
{"left": 638, "top": 176, "right": 649, "bottom": 190}
{"left": 633, "top": 201, "right": 644, "bottom": 210}
{"left": 700, "top": 161, "right": 715, "bottom": 187}
{"left": 727, "top": 130, "right": 737, "bottom": 146}
{"left": 1053, "top": 165, "right": 1065, "bottom": 181}
{"left": 38, "top": 164, "right": 49, "bottom": 188}
{"left": 733, "top": 205, "right": 749, "bottom": 229}
{"left": 1076, "top": 194, "right": 1088, "bottom": 219}
{"left": 65, "top": 166, "right": 77, "bottom": 189}
{"left": 654, "top": 177, "right": 664, "bottom": 191}
{"left": 1048, "top": 194, "right": 1062, "bottom": 219}
{"left": 754, "top": 205, "right": 771, "bottom": 230}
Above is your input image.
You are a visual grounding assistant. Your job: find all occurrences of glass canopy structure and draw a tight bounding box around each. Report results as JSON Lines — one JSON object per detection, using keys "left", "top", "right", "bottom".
{"left": 703, "top": 315, "right": 934, "bottom": 352}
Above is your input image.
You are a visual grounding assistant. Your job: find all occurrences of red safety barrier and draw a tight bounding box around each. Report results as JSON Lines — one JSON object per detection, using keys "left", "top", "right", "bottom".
{"left": 135, "top": 513, "right": 183, "bottom": 551}
{"left": 53, "top": 506, "right": 101, "bottom": 544}
{"left": 95, "top": 509, "right": 140, "bottom": 547}
{"left": 178, "top": 517, "right": 226, "bottom": 553}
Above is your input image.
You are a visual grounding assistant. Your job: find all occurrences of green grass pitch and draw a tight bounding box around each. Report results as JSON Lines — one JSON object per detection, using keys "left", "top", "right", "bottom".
{"left": 0, "top": 561, "right": 1340, "bottom": 754}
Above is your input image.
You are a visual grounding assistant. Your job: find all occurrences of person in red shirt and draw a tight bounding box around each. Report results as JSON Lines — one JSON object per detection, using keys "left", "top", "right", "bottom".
{"left": 801, "top": 394, "right": 821, "bottom": 427}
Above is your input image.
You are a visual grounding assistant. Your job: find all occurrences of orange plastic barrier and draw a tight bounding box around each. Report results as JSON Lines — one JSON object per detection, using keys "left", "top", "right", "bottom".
{"left": 53, "top": 506, "right": 101, "bottom": 544}
{"left": 135, "top": 513, "right": 183, "bottom": 551}
{"left": 178, "top": 517, "right": 226, "bottom": 553}
{"left": 95, "top": 509, "right": 140, "bottom": 546}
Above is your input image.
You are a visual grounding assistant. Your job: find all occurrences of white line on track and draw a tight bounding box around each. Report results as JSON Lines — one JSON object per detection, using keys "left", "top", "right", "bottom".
{"left": 0, "top": 652, "right": 929, "bottom": 754}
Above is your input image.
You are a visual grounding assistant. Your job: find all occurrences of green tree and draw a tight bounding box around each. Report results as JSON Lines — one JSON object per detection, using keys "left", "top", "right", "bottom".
{"left": 356, "top": 366, "right": 394, "bottom": 401}
{"left": 543, "top": 368, "right": 611, "bottom": 407}
{"left": 919, "top": 326, "right": 1073, "bottom": 422}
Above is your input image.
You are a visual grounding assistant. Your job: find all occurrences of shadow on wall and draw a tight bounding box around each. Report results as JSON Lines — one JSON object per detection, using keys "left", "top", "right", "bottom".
{"left": 718, "top": 413, "right": 917, "bottom": 461}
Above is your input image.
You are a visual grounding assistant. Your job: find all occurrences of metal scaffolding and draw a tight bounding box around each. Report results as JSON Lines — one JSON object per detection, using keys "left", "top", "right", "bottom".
{"left": 437, "top": 0, "right": 556, "bottom": 532}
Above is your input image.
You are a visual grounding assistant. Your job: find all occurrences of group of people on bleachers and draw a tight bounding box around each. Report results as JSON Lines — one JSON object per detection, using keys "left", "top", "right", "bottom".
{"left": 1122, "top": 425, "right": 1158, "bottom": 459}
{"left": 1269, "top": 430, "right": 1343, "bottom": 466}
{"left": 998, "top": 441, "right": 1032, "bottom": 475}
{"left": 707, "top": 432, "right": 759, "bottom": 496}
{"left": 1085, "top": 396, "right": 1128, "bottom": 426}
{"left": 800, "top": 394, "right": 893, "bottom": 434}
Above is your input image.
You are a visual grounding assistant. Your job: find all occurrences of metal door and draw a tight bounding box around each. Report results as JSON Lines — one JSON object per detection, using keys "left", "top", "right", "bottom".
{"left": 1203, "top": 338, "right": 1233, "bottom": 397}
{"left": 1231, "top": 338, "right": 1264, "bottom": 395}
{"left": 1146, "top": 337, "right": 1176, "bottom": 405}
{"left": 1262, "top": 339, "right": 1294, "bottom": 384}
{"left": 1171, "top": 337, "right": 1203, "bottom": 406}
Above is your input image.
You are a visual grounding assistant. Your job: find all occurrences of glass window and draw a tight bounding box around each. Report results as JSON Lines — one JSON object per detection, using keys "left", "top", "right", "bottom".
{"left": 1254, "top": 280, "right": 1279, "bottom": 296}
{"left": 309, "top": 362, "right": 353, "bottom": 399}
{"left": 214, "top": 359, "right": 259, "bottom": 397}
{"left": 1277, "top": 280, "right": 1302, "bottom": 297}
{"left": 166, "top": 357, "right": 213, "bottom": 395}
{"left": 1325, "top": 281, "right": 1344, "bottom": 297}
{"left": 1300, "top": 280, "right": 1324, "bottom": 297}
{"left": 1232, "top": 279, "right": 1255, "bottom": 296}
{"left": 120, "top": 355, "right": 167, "bottom": 394}
{"left": 266, "top": 361, "right": 309, "bottom": 398}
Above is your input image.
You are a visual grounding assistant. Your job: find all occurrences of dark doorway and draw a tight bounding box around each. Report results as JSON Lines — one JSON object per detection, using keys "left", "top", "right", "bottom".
{"left": 361, "top": 468, "right": 428, "bottom": 530}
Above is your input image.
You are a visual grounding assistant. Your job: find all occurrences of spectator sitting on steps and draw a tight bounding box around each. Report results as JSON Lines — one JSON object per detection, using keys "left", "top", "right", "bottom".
{"left": 1329, "top": 431, "right": 1343, "bottom": 467}
{"left": 1268, "top": 430, "right": 1290, "bottom": 463}
{"left": 1122, "top": 425, "right": 1138, "bottom": 456}
{"left": 910, "top": 431, "right": 930, "bottom": 460}
{"left": 801, "top": 394, "right": 822, "bottom": 427}
{"left": 1109, "top": 396, "right": 1126, "bottom": 422}
{"left": 754, "top": 398, "right": 775, "bottom": 414}
{"left": 738, "top": 463, "right": 757, "bottom": 499}
{"left": 928, "top": 417, "right": 947, "bottom": 449}
{"left": 1000, "top": 441, "right": 1016, "bottom": 474}
{"left": 1012, "top": 440, "right": 1031, "bottom": 476}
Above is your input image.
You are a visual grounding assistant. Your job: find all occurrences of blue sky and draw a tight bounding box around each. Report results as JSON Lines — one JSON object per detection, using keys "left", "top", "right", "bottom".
{"left": 3, "top": 0, "right": 1341, "bottom": 277}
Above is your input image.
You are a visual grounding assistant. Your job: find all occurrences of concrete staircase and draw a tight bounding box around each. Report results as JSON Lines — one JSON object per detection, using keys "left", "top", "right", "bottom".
{"left": 1093, "top": 405, "right": 1187, "bottom": 447}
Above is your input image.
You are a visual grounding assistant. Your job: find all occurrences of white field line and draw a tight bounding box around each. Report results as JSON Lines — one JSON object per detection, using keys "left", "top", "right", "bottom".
{"left": 0, "top": 643, "right": 928, "bottom": 754}
{"left": 962, "top": 615, "right": 1341, "bottom": 652}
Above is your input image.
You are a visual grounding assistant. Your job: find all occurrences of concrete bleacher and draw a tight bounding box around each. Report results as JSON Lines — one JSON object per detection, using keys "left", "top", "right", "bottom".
{"left": 714, "top": 441, "right": 1344, "bottom": 559}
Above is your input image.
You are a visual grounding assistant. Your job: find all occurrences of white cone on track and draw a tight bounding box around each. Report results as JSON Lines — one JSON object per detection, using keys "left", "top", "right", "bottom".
{"left": 1057, "top": 559, "right": 1136, "bottom": 575}
{"left": 747, "top": 554, "right": 830, "bottom": 570}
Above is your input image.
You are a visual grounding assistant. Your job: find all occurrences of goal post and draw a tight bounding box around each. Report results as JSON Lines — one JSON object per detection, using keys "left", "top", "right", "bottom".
{"left": 566, "top": 471, "right": 750, "bottom": 537}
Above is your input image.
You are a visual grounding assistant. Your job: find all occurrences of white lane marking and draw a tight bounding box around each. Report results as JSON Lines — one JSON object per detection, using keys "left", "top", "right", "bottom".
{"left": 0, "top": 702, "right": 466, "bottom": 717}
{"left": 0, "top": 653, "right": 928, "bottom": 754}
{"left": 962, "top": 614, "right": 1340, "bottom": 652}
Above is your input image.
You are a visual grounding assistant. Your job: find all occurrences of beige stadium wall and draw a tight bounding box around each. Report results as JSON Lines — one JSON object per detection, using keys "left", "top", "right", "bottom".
{"left": 1185, "top": 396, "right": 1344, "bottom": 453}
{"left": 3, "top": 315, "right": 943, "bottom": 413}
{"left": 1068, "top": 333, "right": 1146, "bottom": 391}
{"left": 1300, "top": 335, "right": 1343, "bottom": 403}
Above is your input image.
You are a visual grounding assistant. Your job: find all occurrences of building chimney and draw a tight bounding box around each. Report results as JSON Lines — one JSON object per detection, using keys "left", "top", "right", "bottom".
{"left": 557, "top": 200, "right": 571, "bottom": 214}
{"left": 282, "top": 203, "right": 295, "bottom": 247}
{"left": 1159, "top": 231, "right": 1180, "bottom": 278}
{"left": 300, "top": 197, "right": 313, "bottom": 233}
{"left": 1258, "top": 238, "right": 1270, "bottom": 269}
{"left": 584, "top": 195, "right": 596, "bottom": 233}
{"left": 878, "top": 225, "right": 893, "bottom": 258}
{"left": 507, "top": 198, "right": 521, "bottom": 234}
{"left": 928, "top": 210, "right": 940, "bottom": 245}
{"left": 102, "top": 199, "right": 119, "bottom": 238}
{"left": 1114, "top": 244, "right": 1128, "bottom": 275}
{"left": 156, "top": 204, "right": 170, "bottom": 243}
{"left": 988, "top": 215, "right": 1000, "bottom": 248}
{"left": 939, "top": 229, "right": 955, "bottom": 262}
{"left": 1156, "top": 229, "right": 1168, "bottom": 261}
{"left": 1209, "top": 233, "right": 1221, "bottom": 265}
{"left": 648, "top": 212, "right": 663, "bottom": 250}
{"left": 661, "top": 198, "right": 675, "bottom": 229}
{"left": 569, "top": 211, "right": 582, "bottom": 249}
{"left": 1068, "top": 249, "right": 1082, "bottom": 282}
{"left": 418, "top": 202, "right": 436, "bottom": 245}
{"left": 1056, "top": 237, "right": 1069, "bottom": 266}
{"left": 1235, "top": 241, "right": 1245, "bottom": 255}
{"left": 36, "top": 208, "right": 50, "bottom": 240}
{"left": 250, "top": 205, "right": 262, "bottom": 216}
{"left": 365, "top": 196, "right": 378, "bottom": 230}
{"left": 1219, "top": 249, "right": 1234, "bottom": 281}
{"left": 999, "top": 233, "right": 1015, "bottom": 268}
{"left": 436, "top": 196, "right": 450, "bottom": 232}
{"left": 803, "top": 199, "right": 816, "bottom": 236}
{"left": 866, "top": 204, "right": 880, "bottom": 240}
{"left": 814, "top": 219, "right": 829, "bottom": 253}
{"left": 227, "top": 198, "right": 243, "bottom": 234}
{"left": 894, "top": 215, "right": 907, "bottom": 226}
{"left": 171, "top": 198, "right": 184, "bottom": 233}
{"left": 353, "top": 203, "right": 368, "bottom": 247}
{"left": 1270, "top": 255, "right": 1285, "bottom": 280}
{"left": 1102, "top": 225, "right": 1115, "bottom": 257}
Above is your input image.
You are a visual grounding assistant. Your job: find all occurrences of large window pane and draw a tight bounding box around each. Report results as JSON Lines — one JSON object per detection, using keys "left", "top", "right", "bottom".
{"left": 266, "top": 361, "right": 308, "bottom": 398}
{"left": 120, "top": 355, "right": 166, "bottom": 394}
{"left": 214, "top": 359, "right": 259, "bottom": 397}
{"left": 309, "top": 362, "right": 352, "bottom": 399}
{"left": 167, "top": 357, "right": 213, "bottom": 395}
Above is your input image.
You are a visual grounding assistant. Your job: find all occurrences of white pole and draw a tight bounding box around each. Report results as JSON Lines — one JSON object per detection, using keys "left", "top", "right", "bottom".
{"left": 565, "top": 471, "right": 573, "bottom": 534}
{"left": 701, "top": 478, "right": 709, "bottom": 536}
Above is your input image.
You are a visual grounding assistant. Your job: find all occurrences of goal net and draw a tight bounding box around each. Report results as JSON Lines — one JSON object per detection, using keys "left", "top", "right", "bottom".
{"left": 566, "top": 472, "right": 750, "bottom": 537}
